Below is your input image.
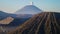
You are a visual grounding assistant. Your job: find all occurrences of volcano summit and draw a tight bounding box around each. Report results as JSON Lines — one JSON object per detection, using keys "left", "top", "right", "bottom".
{"left": 15, "top": 5, "right": 42, "bottom": 14}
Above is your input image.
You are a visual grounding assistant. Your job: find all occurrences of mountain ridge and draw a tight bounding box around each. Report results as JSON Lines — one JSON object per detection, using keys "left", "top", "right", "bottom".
{"left": 7, "top": 12, "right": 60, "bottom": 34}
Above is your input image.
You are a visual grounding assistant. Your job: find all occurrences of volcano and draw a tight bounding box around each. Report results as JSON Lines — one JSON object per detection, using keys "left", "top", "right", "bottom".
{"left": 7, "top": 12, "right": 60, "bottom": 34}
{"left": 15, "top": 5, "right": 42, "bottom": 14}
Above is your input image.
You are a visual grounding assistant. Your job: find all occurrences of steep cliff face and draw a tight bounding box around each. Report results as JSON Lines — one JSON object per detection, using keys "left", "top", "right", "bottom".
{"left": 7, "top": 12, "right": 60, "bottom": 34}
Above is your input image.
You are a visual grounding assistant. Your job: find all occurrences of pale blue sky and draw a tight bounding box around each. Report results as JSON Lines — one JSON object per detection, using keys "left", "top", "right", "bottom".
{"left": 0, "top": 0, "right": 60, "bottom": 13}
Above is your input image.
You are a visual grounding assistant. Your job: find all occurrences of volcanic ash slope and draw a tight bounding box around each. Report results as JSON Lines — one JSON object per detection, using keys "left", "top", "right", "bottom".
{"left": 7, "top": 12, "right": 60, "bottom": 34}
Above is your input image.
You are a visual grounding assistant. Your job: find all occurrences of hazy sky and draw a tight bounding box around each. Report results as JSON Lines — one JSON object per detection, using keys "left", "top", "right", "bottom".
{"left": 0, "top": 0, "right": 60, "bottom": 13}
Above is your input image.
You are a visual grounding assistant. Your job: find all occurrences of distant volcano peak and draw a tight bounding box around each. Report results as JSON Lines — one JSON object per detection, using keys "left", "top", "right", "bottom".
{"left": 15, "top": 5, "right": 42, "bottom": 14}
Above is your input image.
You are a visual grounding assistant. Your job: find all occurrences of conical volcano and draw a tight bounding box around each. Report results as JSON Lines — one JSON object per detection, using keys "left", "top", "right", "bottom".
{"left": 7, "top": 12, "right": 60, "bottom": 34}
{"left": 15, "top": 5, "right": 42, "bottom": 14}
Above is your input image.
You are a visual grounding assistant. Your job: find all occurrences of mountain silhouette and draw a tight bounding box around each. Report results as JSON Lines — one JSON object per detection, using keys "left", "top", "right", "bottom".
{"left": 0, "top": 11, "right": 9, "bottom": 20}
{"left": 0, "top": 11, "right": 33, "bottom": 18}
{"left": 0, "top": 11, "right": 17, "bottom": 20}
{"left": 7, "top": 12, "right": 60, "bottom": 34}
{"left": 15, "top": 5, "right": 42, "bottom": 14}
